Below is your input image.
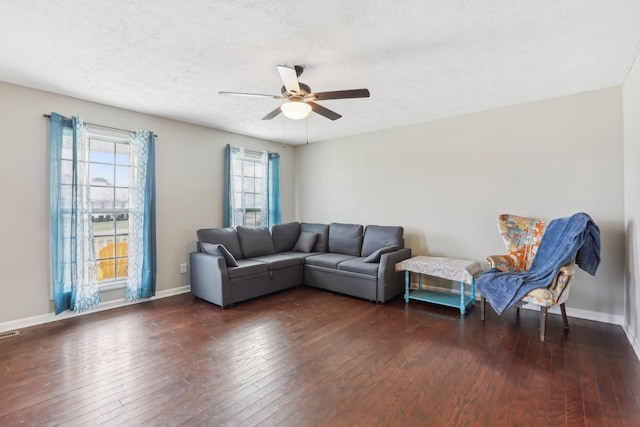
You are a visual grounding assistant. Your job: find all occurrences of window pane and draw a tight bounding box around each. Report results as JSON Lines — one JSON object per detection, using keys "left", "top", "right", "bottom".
{"left": 115, "top": 213, "right": 129, "bottom": 235}
{"left": 255, "top": 178, "right": 264, "bottom": 193}
{"left": 234, "top": 192, "right": 242, "bottom": 207}
{"left": 95, "top": 236, "right": 129, "bottom": 282}
{"left": 243, "top": 177, "right": 255, "bottom": 193}
{"left": 115, "top": 165, "right": 129, "bottom": 187}
{"left": 90, "top": 139, "right": 115, "bottom": 163}
{"left": 115, "top": 188, "right": 128, "bottom": 209}
{"left": 114, "top": 256, "right": 128, "bottom": 280}
{"left": 254, "top": 163, "right": 264, "bottom": 178}
{"left": 115, "top": 143, "right": 130, "bottom": 165}
{"left": 90, "top": 163, "right": 114, "bottom": 186}
{"left": 93, "top": 213, "right": 115, "bottom": 237}
{"left": 91, "top": 187, "right": 114, "bottom": 209}
{"left": 114, "top": 236, "right": 128, "bottom": 280}
{"left": 95, "top": 235, "right": 114, "bottom": 259}
{"left": 245, "top": 211, "right": 257, "bottom": 226}
{"left": 233, "top": 210, "right": 244, "bottom": 226}
{"left": 244, "top": 161, "right": 255, "bottom": 177}
{"left": 243, "top": 193, "right": 255, "bottom": 208}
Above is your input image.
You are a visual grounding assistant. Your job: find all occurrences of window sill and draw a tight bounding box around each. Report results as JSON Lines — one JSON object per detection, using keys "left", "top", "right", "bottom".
{"left": 99, "top": 280, "right": 127, "bottom": 292}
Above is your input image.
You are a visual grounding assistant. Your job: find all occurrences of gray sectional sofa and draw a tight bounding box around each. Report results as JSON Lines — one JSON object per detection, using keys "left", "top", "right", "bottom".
{"left": 190, "top": 222, "right": 412, "bottom": 308}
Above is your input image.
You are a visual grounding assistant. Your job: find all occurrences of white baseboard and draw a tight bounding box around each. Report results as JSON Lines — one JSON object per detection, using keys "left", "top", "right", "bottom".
{"left": 623, "top": 323, "right": 640, "bottom": 361}
{"left": 412, "top": 283, "right": 625, "bottom": 325}
{"left": 517, "top": 302, "right": 625, "bottom": 325}
{"left": 0, "top": 286, "right": 191, "bottom": 334}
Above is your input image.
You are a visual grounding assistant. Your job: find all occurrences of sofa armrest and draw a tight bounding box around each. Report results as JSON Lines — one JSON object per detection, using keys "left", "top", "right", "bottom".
{"left": 190, "top": 252, "right": 230, "bottom": 307}
{"left": 377, "top": 248, "right": 412, "bottom": 303}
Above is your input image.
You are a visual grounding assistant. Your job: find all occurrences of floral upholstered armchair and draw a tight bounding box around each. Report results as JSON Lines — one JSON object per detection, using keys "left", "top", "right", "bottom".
{"left": 481, "top": 214, "right": 576, "bottom": 341}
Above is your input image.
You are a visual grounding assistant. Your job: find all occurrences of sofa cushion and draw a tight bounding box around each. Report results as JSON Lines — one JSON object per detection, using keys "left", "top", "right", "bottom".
{"left": 294, "top": 231, "right": 318, "bottom": 253}
{"left": 248, "top": 253, "right": 305, "bottom": 270}
{"left": 197, "top": 227, "right": 243, "bottom": 260}
{"left": 300, "top": 223, "right": 330, "bottom": 252}
{"left": 201, "top": 242, "right": 239, "bottom": 267}
{"left": 236, "top": 226, "right": 276, "bottom": 258}
{"left": 305, "top": 253, "right": 358, "bottom": 269}
{"left": 338, "top": 258, "right": 380, "bottom": 276}
{"left": 329, "top": 223, "right": 364, "bottom": 256}
{"left": 361, "top": 225, "right": 404, "bottom": 257}
{"left": 273, "top": 251, "right": 322, "bottom": 260}
{"left": 363, "top": 245, "right": 401, "bottom": 263}
{"left": 227, "top": 259, "right": 269, "bottom": 279}
{"left": 271, "top": 222, "right": 300, "bottom": 253}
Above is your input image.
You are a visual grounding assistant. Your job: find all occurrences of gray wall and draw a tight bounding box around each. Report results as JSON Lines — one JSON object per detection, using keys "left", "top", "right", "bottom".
{"left": 623, "top": 48, "right": 640, "bottom": 352}
{"left": 0, "top": 82, "right": 296, "bottom": 323}
{"left": 0, "top": 80, "right": 629, "bottom": 330}
{"left": 294, "top": 88, "right": 625, "bottom": 320}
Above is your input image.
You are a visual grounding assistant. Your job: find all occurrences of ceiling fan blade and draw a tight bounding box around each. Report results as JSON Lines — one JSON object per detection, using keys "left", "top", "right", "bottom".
{"left": 277, "top": 65, "right": 301, "bottom": 95}
{"left": 219, "top": 91, "right": 284, "bottom": 99}
{"left": 312, "top": 89, "right": 370, "bottom": 101}
{"left": 262, "top": 106, "right": 282, "bottom": 120}
{"left": 308, "top": 102, "right": 342, "bottom": 120}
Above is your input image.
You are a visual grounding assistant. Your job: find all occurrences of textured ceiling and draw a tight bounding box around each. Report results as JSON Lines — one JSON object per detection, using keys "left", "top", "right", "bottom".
{"left": 1, "top": 1, "right": 640, "bottom": 145}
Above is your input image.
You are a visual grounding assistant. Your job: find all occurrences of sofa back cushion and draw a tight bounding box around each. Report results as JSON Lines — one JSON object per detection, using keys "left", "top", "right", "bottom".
{"left": 271, "top": 222, "right": 300, "bottom": 252}
{"left": 197, "top": 227, "right": 243, "bottom": 260}
{"left": 300, "top": 223, "right": 330, "bottom": 252}
{"left": 236, "top": 226, "right": 276, "bottom": 258}
{"left": 329, "top": 223, "right": 364, "bottom": 256}
{"left": 361, "top": 225, "right": 404, "bottom": 257}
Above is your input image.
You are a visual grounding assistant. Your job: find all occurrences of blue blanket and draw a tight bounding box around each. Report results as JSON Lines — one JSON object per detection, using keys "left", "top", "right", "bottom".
{"left": 477, "top": 212, "right": 601, "bottom": 315}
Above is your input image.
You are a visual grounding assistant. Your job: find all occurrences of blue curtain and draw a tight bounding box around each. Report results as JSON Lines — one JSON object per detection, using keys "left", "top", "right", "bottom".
{"left": 140, "top": 133, "right": 156, "bottom": 299}
{"left": 125, "top": 131, "right": 156, "bottom": 302}
{"left": 50, "top": 113, "right": 101, "bottom": 314}
{"left": 50, "top": 113, "right": 73, "bottom": 314}
{"left": 268, "top": 152, "right": 281, "bottom": 227}
{"left": 223, "top": 144, "right": 232, "bottom": 227}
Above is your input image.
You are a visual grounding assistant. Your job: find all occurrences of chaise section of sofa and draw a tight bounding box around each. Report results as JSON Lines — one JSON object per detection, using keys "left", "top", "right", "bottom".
{"left": 304, "top": 223, "right": 411, "bottom": 302}
{"left": 190, "top": 221, "right": 412, "bottom": 308}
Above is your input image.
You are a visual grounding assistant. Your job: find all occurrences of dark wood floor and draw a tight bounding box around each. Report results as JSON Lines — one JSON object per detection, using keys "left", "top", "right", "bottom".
{"left": 1, "top": 287, "right": 640, "bottom": 426}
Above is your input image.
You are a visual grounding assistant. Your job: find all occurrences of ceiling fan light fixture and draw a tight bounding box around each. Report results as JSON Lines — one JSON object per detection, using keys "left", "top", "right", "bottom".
{"left": 281, "top": 100, "right": 311, "bottom": 120}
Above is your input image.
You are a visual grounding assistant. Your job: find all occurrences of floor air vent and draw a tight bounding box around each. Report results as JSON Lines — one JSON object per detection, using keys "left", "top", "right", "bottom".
{"left": 0, "top": 330, "right": 19, "bottom": 340}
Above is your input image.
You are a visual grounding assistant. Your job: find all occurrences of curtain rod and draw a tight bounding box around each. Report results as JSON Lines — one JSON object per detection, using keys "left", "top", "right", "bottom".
{"left": 43, "top": 114, "right": 158, "bottom": 138}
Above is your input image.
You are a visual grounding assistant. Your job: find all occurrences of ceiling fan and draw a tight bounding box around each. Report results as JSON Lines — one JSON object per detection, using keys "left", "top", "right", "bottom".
{"left": 219, "top": 65, "right": 370, "bottom": 121}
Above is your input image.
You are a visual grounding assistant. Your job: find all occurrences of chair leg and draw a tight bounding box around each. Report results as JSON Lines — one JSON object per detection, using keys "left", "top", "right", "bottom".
{"left": 540, "top": 306, "right": 548, "bottom": 342}
{"left": 560, "top": 303, "right": 570, "bottom": 330}
{"left": 481, "top": 296, "right": 486, "bottom": 321}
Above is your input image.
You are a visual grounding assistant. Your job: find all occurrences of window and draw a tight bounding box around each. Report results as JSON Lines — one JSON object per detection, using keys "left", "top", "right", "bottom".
{"left": 88, "top": 134, "right": 131, "bottom": 284}
{"left": 225, "top": 145, "right": 281, "bottom": 228}
{"left": 50, "top": 113, "right": 156, "bottom": 314}
{"left": 60, "top": 128, "right": 132, "bottom": 285}
{"left": 231, "top": 150, "right": 266, "bottom": 226}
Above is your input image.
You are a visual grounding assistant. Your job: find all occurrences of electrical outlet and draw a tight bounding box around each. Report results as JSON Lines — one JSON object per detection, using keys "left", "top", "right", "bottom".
{"left": 180, "top": 263, "right": 187, "bottom": 274}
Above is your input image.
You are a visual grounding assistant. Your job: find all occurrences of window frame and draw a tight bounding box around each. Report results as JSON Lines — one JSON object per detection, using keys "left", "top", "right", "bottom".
{"left": 86, "top": 130, "right": 132, "bottom": 290}
{"left": 231, "top": 150, "right": 267, "bottom": 227}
